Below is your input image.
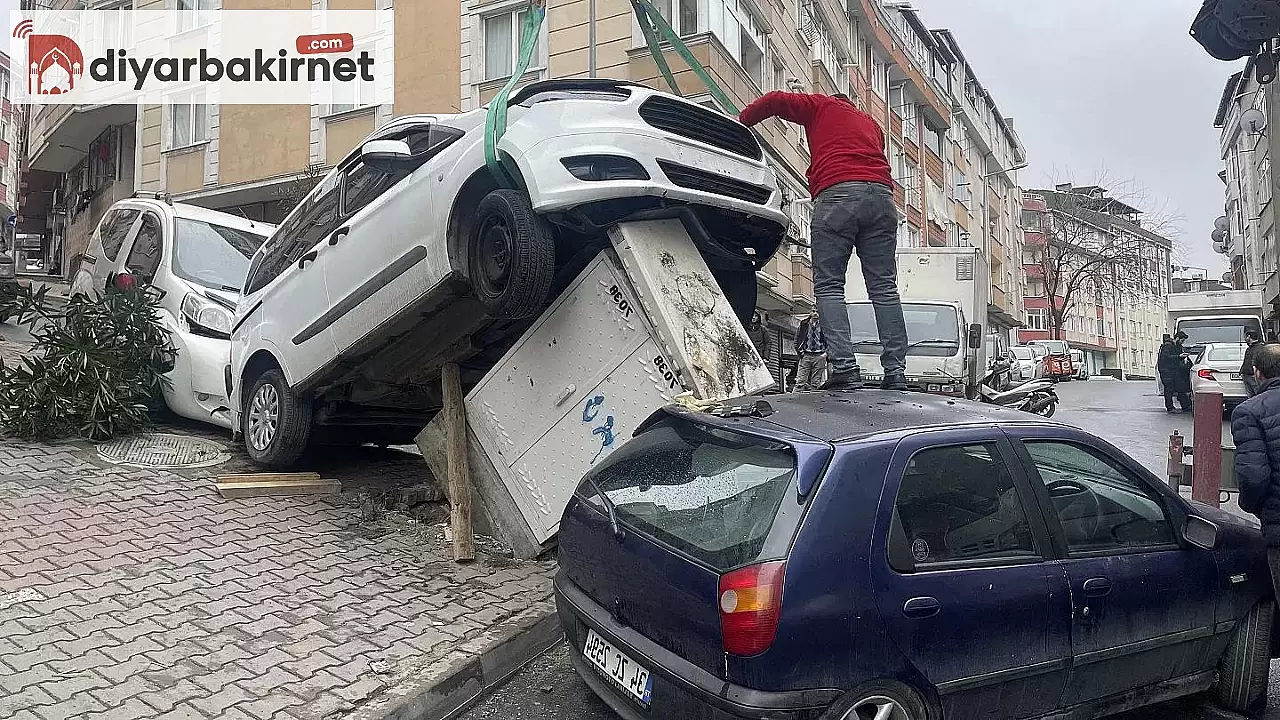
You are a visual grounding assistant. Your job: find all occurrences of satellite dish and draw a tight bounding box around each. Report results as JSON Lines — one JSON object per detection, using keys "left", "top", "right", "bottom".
{"left": 1241, "top": 108, "right": 1268, "bottom": 135}
{"left": 1212, "top": 228, "right": 1227, "bottom": 243}
{"left": 1215, "top": 215, "right": 1231, "bottom": 231}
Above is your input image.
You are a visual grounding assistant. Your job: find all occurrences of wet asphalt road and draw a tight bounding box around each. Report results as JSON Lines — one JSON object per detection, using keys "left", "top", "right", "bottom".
{"left": 459, "top": 380, "right": 1275, "bottom": 720}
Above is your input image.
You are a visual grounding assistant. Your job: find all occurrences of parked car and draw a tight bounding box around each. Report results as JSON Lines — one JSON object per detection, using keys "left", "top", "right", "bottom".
{"left": 1028, "top": 342, "right": 1049, "bottom": 378}
{"left": 556, "top": 392, "right": 1274, "bottom": 720}
{"left": 1191, "top": 342, "right": 1250, "bottom": 407}
{"left": 1030, "top": 339, "right": 1075, "bottom": 380}
{"left": 70, "top": 194, "right": 274, "bottom": 429}
{"left": 230, "top": 79, "right": 788, "bottom": 466}
{"left": 1071, "top": 348, "right": 1089, "bottom": 380}
{"left": 1010, "top": 345, "right": 1038, "bottom": 381}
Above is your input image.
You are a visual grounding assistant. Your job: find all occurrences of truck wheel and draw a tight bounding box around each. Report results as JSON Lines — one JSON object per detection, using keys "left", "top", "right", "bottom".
{"left": 1216, "top": 599, "right": 1273, "bottom": 714}
{"left": 468, "top": 189, "right": 555, "bottom": 320}
{"left": 242, "top": 368, "right": 312, "bottom": 468}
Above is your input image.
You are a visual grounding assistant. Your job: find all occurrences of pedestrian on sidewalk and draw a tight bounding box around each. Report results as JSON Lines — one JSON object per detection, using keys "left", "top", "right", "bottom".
{"left": 1242, "top": 330, "right": 1262, "bottom": 397}
{"left": 1232, "top": 343, "right": 1280, "bottom": 603}
{"left": 739, "top": 91, "right": 906, "bottom": 392}
{"left": 793, "top": 310, "right": 827, "bottom": 391}
{"left": 747, "top": 311, "right": 774, "bottom": 373}
{"left": 1158, "top": 333, "right": 1192, "bottom": 413}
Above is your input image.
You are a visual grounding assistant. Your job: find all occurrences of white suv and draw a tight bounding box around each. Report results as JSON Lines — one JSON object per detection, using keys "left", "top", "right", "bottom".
{"left": 230, "top": 79, "right": 789, "bottom": 467}
{"left": 70, "top": 195, "right": 274, "bottom": 428}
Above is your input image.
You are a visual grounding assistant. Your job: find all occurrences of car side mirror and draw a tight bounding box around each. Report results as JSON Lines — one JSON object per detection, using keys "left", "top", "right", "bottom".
{"left": 967, "top": 323, "right": 983, "bottom": 349}
{"left": 361, "top": 139, "right": 413, "bottom": 173}
{"left": 1184, "top": 515, "right": 1220, "bottom": 550}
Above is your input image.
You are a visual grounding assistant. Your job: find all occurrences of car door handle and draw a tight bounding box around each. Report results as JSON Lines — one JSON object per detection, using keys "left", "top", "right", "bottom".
{"left": 328, "top": 227, "right": 349, "bottom": 246}
{"left": 902, "top": 596, "right": 941, "bottom": 618}
{"left": 1082, "top": 577, "right": 1112, "bottom": 597}
{"left": 297, "top": 250, "right": 319, "bottom": 270}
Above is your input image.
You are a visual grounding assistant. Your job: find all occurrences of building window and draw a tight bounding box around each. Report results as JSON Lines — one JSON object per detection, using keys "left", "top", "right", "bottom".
{"left": 1026, "top": 279, "right": 1044, "bottom": 297}
{"left": 653, "top": 0, "right": 699, "bottom": 35}
{"left": 770, "top": 46, "right": 786, "bottom": 92}
{"left": 872, "top": 55, "right": 888, "bottom": 98}
{"left": 740, "top": 26, "right": 765, "bottom": 89}
{"left": 955, "top": 171, "right": 970, "bottom": 206}
{"left": 174, "top": 0, "right": 214, "bottom": 33}
{"left": 902, "top": 101, "right": 918, "bottom": 144}
{"left": 903, "top": 158, "right": 919, "bottom": 208}
{"left": 924, "top": 123, "right": 943, "bottom": 156}
{"left": 329, "top": 44, "right": 377, "bottom": 115}
{"left": 1026, "top": 308, "right": 1047, "bottom": 330}
{"left": 168, "top": 93, "right": 207, "bottom": 149}
{"left": 484, "top": 7, "right": 545, "bottom": 81}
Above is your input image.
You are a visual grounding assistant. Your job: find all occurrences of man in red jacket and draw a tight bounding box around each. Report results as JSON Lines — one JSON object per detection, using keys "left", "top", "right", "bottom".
{"left": 739, "top": 91, "right": 906, "bottom": 391}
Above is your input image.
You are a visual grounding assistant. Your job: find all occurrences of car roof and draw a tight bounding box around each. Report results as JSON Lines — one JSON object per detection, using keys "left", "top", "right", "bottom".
{"left": 112, "top": 199, "right": 275, "bottom": 235}
{"left": 697, "top": 390, "right": 1053, "bottom": 444}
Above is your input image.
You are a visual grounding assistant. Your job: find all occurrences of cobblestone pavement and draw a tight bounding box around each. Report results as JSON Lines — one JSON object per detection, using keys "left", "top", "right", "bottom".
{"left": 0, "top": 419, "right": 555, "bottom": 720}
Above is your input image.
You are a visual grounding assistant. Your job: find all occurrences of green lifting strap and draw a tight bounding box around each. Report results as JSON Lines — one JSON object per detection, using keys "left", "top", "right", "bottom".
{"left": 631, "top": 0, "right": 739, "bottom": 114}
{"left": 484, "top": 2, "right": 546, "bottom": 188}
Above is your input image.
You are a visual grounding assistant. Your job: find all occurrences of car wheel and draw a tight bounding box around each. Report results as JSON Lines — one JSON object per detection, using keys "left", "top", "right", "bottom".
{"left": 1216, "top": 599, "right": 1274, "bottom": 714}
{"left": 242, "top": 368, "right": 312, "bottom": 468}
{"left": 468, "top": 189, "right": 555, "bottom": 320}
{"left": 822, "top": 681, "right": 929, "bottom": 720}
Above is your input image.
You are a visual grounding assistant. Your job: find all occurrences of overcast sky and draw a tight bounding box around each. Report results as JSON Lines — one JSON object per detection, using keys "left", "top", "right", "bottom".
{"left": 912, "top": 0, "right": 1235, "bottom": 276}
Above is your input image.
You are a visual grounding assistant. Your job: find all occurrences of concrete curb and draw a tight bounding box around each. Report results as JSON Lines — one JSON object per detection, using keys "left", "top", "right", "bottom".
{"left": 349, "top": 599, "right": 564, "bottom": 720}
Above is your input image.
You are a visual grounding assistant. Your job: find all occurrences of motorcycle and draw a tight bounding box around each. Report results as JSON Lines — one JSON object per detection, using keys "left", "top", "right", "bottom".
{"left": 978, "top": 357, "right": 1059, "bottom": 417}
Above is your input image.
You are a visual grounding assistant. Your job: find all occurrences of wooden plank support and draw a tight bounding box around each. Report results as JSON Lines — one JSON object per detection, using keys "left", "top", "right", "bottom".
{"left": 214, "top": 472, "right": 341, "bottom": 499}
{"left": 442, "top": 361, "right": 475, "bottom": 562}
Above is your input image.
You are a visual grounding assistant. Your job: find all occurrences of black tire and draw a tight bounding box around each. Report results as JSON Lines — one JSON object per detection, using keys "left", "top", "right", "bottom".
{"left": 1038, "top": 398, "right": 1057, "bottom": 418}
{"left": 820, "top": 680, "right": 929, "bottom": 720}
{"left": 468, "top": 189, "right": 555, "bottom": 320}
{"left": 241, "top": 368, "right": 312, "bottom": 469}
{"left": 1216, "top": 599, "right": 1274, "bottom": 714}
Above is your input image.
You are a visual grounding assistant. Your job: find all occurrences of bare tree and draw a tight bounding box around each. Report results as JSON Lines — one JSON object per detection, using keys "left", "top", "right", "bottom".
{"left": 1027, "top": 181, "right": 1182, "bottom": 342}
{"left": 275, "top": 162, "right": 328, "bottom": 215}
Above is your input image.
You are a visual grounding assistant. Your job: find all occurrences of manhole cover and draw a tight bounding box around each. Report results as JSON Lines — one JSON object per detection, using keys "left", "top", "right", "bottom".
{"left": 96, "top": 433, "right": 230, "bottom": 469}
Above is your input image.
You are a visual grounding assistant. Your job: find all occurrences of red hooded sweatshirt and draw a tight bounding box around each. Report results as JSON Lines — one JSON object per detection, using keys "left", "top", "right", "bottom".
{"left": 739, "top": 92, "right": 893, "bottom": 198}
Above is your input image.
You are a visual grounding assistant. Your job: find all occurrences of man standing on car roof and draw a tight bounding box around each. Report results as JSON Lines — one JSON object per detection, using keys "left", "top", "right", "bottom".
{"left": 739, "top": 91, "right": 906, "bottom": 392}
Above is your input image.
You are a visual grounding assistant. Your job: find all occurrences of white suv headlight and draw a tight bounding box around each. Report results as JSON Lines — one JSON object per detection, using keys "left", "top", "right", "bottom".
{"left": 181, "top": 292, "right": 233, "bottom": 339}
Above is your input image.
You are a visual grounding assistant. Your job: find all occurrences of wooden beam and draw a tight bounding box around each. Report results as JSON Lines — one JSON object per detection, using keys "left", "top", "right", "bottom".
{"left": 214, "top": 472, "right": 341, "bottom": 498}
{"left": 442, "top": 361, "right": 475, "bottom": 562}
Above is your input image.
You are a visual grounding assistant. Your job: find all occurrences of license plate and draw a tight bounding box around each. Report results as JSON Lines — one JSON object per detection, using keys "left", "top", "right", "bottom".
{"left": 1231, "top": 373, "right": 1242, "bottom": 380}
{"left": 584, "top": 628, "right": 653, "bottom": 706}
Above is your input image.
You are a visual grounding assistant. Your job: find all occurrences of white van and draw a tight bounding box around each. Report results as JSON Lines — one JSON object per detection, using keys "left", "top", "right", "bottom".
{"left": 70, "top": 194, "right": 274, "bottom": 428}
{"left": 229, "top": 80, "right": 789, "bottom": 467}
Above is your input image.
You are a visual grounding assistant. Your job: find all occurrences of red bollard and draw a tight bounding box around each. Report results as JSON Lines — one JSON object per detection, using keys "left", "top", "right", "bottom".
{"left": 1167, "top": 430, "right": 1184, "bottom": 489}
{"left": 1192, "top": 391, "right": 1223, "bottom": 507}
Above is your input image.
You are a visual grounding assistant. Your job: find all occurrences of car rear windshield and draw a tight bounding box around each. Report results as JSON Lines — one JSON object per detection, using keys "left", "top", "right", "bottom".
{"left": 1012, "top": 347, "right": 1033, "bottom": 360}
{"left": 1034, "top": 341, "right": 1069, "bottom": 354}
{"left": 576, "top": 417, "right": 798, "bottom": 571}
{"left": 1207, "top": 344, "right": 1246, "bottom": 362}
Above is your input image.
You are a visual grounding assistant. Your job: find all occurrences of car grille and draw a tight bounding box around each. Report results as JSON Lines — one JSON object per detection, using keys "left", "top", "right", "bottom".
{"left": 657, "top": 160, "right": 774, "bottom": 205}
{"left": 638, "top": 96, "right": 763, "bottom": 160}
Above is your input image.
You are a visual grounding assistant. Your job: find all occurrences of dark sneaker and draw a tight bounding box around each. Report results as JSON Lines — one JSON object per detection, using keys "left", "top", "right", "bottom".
{"left": 881, "top": 372, "right": 908, "bottom": 391}
{"left": 820, "top": 369, "right": 864, "bottom": 392}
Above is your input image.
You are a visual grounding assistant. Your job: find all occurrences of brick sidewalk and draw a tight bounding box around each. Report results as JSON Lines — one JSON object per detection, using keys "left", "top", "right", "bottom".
{"left": 0, "top": 428, "right": 555, "bottom": 720}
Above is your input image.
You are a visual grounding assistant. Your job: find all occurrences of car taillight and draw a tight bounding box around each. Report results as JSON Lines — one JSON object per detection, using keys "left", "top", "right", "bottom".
{"left": 718, "top": 561, "right": 785, "bottom": 657}
{"left": 1198, "top": 369, "right": 1215, "bottom": 380}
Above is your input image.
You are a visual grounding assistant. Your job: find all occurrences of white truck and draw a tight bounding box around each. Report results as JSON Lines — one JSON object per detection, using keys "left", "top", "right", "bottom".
{"left": 1167, "top": 289, "right": 1265, "bottom": 352}
{"left": 416, "top": 219, "right": 774, "bottom": 558}
{"left": 844, "top": 246, "right": 988, "bottom": 398}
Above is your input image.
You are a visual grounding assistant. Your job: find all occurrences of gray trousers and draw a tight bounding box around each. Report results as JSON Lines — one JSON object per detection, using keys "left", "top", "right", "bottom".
{"left": 810, "top": 181, "right": 908, "bottom": 376}
{"left": 795, "top": 353, "right": 827, "bottom": 390}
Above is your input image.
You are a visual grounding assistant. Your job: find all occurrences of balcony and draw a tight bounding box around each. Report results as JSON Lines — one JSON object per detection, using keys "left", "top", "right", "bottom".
{"left": 27, "top": 104, "right": 136, "bottom": 173}
{"left": 791, "top": 254, "right": 815, "bottom": 306}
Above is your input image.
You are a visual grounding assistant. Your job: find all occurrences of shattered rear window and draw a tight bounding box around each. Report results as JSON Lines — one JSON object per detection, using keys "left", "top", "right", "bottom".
{"left": 576, "top": 418, "right": 797, "bottom": 571}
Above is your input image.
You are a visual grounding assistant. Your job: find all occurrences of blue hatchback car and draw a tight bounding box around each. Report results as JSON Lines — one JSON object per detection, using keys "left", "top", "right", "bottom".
{"left": 555, "top": 391, "right": 1277, "bottom": 720}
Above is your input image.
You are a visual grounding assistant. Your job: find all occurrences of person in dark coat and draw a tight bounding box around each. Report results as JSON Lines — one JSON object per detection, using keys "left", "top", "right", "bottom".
{"left": 1232, "top": 343, "right": 1280, "bottom": 598}
{"left": 1157, "top": 333, "right": 1191, "bottom": 413}
{"left": 1242, "top": 330, "right": 1262, "bottom": 397}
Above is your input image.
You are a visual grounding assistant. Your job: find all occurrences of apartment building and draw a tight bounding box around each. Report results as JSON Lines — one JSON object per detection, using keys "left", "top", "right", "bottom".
{"left": 0, "top": 52, "right": 20, "bottom": 248}
{"left": 1215, "top": 59, "right": 1277, "bottom": 325}
{"left": 1018, "top": 186, "right": 1172, "bottom": 379}
{"left": 18, "top": 0, "right": 1028, "bottom": 377}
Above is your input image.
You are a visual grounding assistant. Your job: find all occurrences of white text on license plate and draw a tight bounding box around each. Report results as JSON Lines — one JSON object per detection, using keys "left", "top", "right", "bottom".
{"left": 584, "top": 629, "right": 653, "bottom": 706}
